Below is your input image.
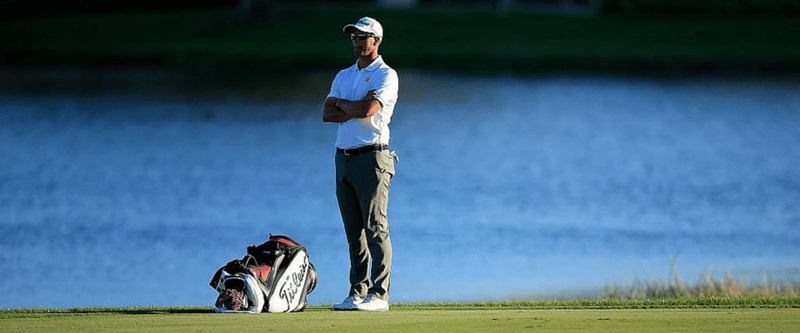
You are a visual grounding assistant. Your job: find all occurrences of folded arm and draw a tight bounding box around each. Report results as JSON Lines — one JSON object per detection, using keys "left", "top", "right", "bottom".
{"left": 322, "top": 90, "right": 382, "bottom": 123}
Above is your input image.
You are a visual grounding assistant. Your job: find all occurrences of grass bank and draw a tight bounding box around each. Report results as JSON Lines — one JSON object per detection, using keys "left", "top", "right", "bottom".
{"left": 4, "top": 268, "right": 799, "bottom": 332}
{"left": 603, "top": 259, "right": 800, "bottom": 300}
{"left": 2, "top": 6, "right": 799, "bottom": 74}
{"left": 2, "top": 301, "right": 799, "bottom": 333}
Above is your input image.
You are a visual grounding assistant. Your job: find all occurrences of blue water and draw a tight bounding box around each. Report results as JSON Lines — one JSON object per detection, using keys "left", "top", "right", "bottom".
{"left": 1, "top": 71, "right": 799, "bottom": 309}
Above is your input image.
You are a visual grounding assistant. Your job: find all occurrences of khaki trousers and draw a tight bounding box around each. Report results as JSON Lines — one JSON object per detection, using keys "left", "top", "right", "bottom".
{"left": 335, "top": 149, "right": 395, "bottom": 300}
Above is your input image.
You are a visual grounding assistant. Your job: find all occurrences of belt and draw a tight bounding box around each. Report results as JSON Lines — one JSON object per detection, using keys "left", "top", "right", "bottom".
{"left": 337, "top": 144, "right": 390, "bottom": 156}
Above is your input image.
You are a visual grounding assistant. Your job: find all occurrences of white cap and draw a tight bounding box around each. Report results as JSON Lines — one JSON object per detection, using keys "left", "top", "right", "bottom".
{"left": 343, "top": 17, "right": 383, "bottom": 38}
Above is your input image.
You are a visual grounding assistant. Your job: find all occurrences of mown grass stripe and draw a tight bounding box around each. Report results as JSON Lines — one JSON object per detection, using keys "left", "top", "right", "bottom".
{"left": 3, "top": 296, "right": 799, "bottom": 319}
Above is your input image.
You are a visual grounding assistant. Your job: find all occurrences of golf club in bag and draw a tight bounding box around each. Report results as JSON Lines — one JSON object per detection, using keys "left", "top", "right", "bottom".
{"left": 209, "top": 234, "right": 318, "bottom": 313}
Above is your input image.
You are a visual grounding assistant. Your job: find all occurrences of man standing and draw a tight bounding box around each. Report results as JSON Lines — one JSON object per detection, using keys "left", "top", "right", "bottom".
{"left": 322, "top": 17, "right": 398, "bottom": 312}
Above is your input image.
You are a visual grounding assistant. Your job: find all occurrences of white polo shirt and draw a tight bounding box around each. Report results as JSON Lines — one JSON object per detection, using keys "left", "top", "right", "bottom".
{"left": 327, "top": 56, "right": 399, "bottom": 149}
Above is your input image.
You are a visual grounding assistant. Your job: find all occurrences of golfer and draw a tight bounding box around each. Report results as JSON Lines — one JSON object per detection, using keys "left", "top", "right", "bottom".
{"left": 322, "top": 16, "right": 398, "bottom": 312}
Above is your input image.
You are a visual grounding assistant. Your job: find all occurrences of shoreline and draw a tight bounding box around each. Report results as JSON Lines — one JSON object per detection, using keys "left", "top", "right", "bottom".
{"left": 4, "top": 56, "right": 799, "bottom": 77}
{"left": 3, "top": 66, "right": 797, "bottom": 98}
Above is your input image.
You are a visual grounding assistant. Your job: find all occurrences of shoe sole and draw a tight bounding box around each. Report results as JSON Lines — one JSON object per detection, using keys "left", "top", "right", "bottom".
{"left": 357, "top": 308, "right": 389, "bottom": 312}
{"left": 331, "top": 304, "right": 361, "bottom": 311}
{"left": 356, "top": 304, "right": 390, "bottom": 312}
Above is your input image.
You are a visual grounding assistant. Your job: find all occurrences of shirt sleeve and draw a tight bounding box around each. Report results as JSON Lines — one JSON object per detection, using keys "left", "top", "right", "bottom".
{"left": 374, "top": 69, "right": 399, "bottom": 108}
{"left": 327, "top": 70, "right": 343, "bottom": 99}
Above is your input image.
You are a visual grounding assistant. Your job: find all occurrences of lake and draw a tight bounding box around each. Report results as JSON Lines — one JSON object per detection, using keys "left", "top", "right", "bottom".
{"left": 1, "top": 69, "right": 798, "bottom": 309}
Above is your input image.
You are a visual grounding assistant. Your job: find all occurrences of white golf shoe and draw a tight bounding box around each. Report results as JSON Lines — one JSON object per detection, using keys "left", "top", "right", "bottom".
{"left": 356, "top": 295, "right": 389, "bottom": 311}
{"left": 331, "top": 295, "right": 364, "bottom": 311}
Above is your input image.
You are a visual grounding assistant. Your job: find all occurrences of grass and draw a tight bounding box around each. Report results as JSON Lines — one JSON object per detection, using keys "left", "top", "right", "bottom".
{"left": 2, "top": 305, "right": 799, "bottom": 332}
{"left": 2, "top": 265, "right": 798, "bottom": 314}
{"left": 2, "top": 268, "right": 799, "bottom": 332}
{"left": 3, "top": 266, "right": 799, "bottom": 332}
{"left": 603, "top": 259, "right": 800, "bottom": 300}
{"left": 2, "top": 6, "right": 799, "bottom": 74}
{"left": 605, "top": 272, "right": 800, "bottom": 300}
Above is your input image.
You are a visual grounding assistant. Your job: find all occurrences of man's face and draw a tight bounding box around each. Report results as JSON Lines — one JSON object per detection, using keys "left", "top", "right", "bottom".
{"left": 351, "top": 31, "right": 379, "bottom": 57}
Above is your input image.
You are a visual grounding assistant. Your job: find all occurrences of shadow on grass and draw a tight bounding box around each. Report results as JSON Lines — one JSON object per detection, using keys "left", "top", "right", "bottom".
{"left": 86, "top": 307, "right": 216, "bottom": 315}
{"left": 120, "top": 307, "right": 216, "bottom": 315}
{"left": 1, "top": 307, "right": 216, "bottom": 318}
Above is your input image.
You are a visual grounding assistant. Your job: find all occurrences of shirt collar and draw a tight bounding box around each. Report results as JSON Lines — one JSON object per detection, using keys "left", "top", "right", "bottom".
{"left": 355, "top": 56, "right": 383, "bottom": 72}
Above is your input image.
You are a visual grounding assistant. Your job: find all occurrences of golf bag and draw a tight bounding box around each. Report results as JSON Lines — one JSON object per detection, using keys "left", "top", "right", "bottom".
{"left": 209, "top": 234, "right": 318, "bottom": 313}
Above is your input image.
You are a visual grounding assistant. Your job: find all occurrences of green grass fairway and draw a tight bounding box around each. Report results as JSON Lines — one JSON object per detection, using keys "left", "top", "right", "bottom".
{"left": 2, "top": 303, "right": 798, "bottom": 332}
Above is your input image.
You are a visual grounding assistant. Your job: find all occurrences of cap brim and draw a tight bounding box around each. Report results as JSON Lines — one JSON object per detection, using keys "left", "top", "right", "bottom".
{"left": 343, "top": 24, "right": 367, "bottom": 34}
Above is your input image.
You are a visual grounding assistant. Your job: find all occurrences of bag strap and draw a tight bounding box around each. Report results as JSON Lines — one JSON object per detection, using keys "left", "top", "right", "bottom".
{"left": 209, "top": 258, "right": 251, "bottom": 289}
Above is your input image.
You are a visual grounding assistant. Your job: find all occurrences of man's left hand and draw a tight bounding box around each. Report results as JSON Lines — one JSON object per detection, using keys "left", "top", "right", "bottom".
{"left": 363, "top": 89, "right": 378, "bottom": 101}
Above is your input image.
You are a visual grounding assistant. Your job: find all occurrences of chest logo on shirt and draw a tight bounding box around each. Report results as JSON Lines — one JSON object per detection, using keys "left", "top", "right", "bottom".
{"left": 364, "top": 77, "right": 371, "bottom": 83}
